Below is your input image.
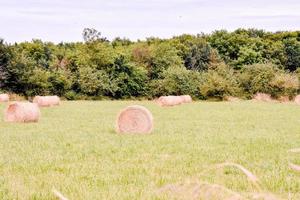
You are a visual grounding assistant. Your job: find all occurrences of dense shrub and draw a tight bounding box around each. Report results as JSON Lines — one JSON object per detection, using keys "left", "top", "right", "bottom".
{"left": 149, "top": 66, "right": 201, "bottom": 97}
{"left": 48, "top": 71, "right": 71, "bottom": 96}
{"left": 269, "top": 72, "right": 299, "bottom": 97}
{"left": 148, "top": 42, "right": 182, "bottom": 79}
{"left": 78, "top": 67, "right": 110, "bottom": 96}
{"left": 199, "top": 64, "right": 241, "bottom": 100}
{"left": 184, "top": 40, "right": 220, "bottom": 71}
{"left": 106, "top": 54, "right": 148, "bottom": 98}
{"left": 26, "top": 68, "right": 51, "bottom": 96}
{"left": 239, "top": 63, "right": 278, "bottom": 97}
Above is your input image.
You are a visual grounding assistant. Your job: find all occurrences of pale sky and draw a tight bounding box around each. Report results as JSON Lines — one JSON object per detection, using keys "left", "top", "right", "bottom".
{"left": 1, "top": 0, "right": 300, "bottom": 43}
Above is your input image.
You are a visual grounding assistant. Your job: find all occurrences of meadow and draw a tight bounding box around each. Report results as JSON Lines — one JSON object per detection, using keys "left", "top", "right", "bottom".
{"left": 0, "top": 100, "right": 299, "bottom": 199}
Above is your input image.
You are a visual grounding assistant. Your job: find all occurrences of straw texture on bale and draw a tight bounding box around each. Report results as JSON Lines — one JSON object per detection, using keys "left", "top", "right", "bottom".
{"left": 253, "top": 93, "right": 273, "bottom": 102}
{"left": 33, "top": 95, "right": 60, "bottom": 107}
{"left": 294, "top": 95, "right": 300, "bottom": 105}
{"left": 180, "top": 95, "right": 193, "bottom": 103}
{"left": 0, "top": 94, "right": 9, "bottom": 102}
{"left": 116, "top": 105, "right": 153, "bottom": 134}
{"left": 156, "top": 96, "right": 183, "bottom": 107}
{"left": 4, "top": 102, "right": 40, "bottom": 123}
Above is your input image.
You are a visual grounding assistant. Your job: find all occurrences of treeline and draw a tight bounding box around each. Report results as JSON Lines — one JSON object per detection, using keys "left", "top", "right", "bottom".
{"left": 0, "top": 28, "right": 300, "bottom": 100}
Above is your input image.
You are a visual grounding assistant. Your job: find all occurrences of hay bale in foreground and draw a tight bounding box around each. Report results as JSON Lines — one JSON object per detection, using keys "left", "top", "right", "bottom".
{"left": 156, "top": 96, "right": 183, "bottom": 106}
{"left": 180, "top": 95, "right": 193, "bottom": 103}
{"left": 33, "top": 95, "right": 60, "bottom": 107}
{"left": 294, "top": 95, "right": 300, "bottom": 105}
{"left": 253, "top": 93, "right": 273, "bottom": 102}
{"left": 4, "top": 102, "right": 40, "bottom": 123}
{"left": 116, "top": 105, "right": 153, "bottom": 134}
{"left": 0, "top": 94, "right": 9, "bottom": 102}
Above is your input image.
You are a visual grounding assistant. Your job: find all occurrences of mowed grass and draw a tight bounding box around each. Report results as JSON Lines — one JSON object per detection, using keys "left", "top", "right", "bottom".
{"left": 0, "top": 100, "right": 299, "bottom": 199}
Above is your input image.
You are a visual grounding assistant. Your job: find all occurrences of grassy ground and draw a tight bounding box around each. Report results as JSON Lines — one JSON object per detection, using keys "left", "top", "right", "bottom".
{"left": 0, "top": 100, "right": 299, "bottom": 199}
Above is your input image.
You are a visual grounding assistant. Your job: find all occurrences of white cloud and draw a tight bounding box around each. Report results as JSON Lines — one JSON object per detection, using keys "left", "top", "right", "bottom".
{"left": 0, "top": 0, "right": 299, "bottom": 43}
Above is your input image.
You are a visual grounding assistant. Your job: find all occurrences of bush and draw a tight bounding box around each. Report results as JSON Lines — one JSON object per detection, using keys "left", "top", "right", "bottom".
{"left": 78, "top": 67, "right": 110, "bottom": 96}
{"left": 270, "top": 72, "right": 299, "bottom": 97}
{"left": 48, "top": 70, "right": 71, "bottom": 96}
{"left": 148, "top": 42, "right": 182, "bottom": 79}
{"left": 64, "top": 90, "right": 77, "bottom": 100}
{"left": 103, "top": 54, "right": 148, "bottom": 98}
{"left": 26, "top": 68, "right": 51, "bottom": 96}
{"left": 199, "top": 64, "right": 241, "bottom": 100}
{"left": 239, "top": 63, "right": 278, "bottom": 97}
{"left": 149, "top": 66, "right": 201, "bottom": 98}
{"left": 184, "top": 39, "right": 220, "bottom": 71}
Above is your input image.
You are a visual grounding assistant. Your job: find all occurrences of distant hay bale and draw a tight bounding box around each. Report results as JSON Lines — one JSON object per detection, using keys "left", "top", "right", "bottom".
{"left": 156, "top": 96, "right": 183, "bottom": 106}
{"left": 278, "top": 96, "right": 289, "bottom": 103}
{"left": 0, "top": 94, "right": 9, "bottom": 102}
{"left": 33, "top": 96, "right": 60, "bottom": 107}
{"left": 116, "top": 105, "right": 153, "bottom": 134}
{"left": 4, "top": 102, "right": 40, "bottom": 123}
{"left": 253, "top": 93, "right": 273, "bottom": 102}
{"left": 180, "top": 95, "right": 193, "bottom": 103}
{"left": 224, "top": 96, "right": 241, "bottom": 102}
{"left": 294, "top": 95, "right": 300, "bottom": 105}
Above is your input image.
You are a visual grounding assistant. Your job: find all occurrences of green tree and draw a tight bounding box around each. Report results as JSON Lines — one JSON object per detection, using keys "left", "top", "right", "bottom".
{"left": 284, "top": 38, "right": 300, "bottom": 71}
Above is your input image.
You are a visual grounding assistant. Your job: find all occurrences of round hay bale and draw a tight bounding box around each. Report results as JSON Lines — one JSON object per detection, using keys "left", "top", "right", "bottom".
{"left": 0, "top": 94, "right": 9, "bottom": 102}
{"left": 157, "top": 96, "right": 183, "bottom": 106}
{"left": 294, "top": 95, "right": 300, "bottom": 105}
{"left": 116, "top": 105, "right": 153, "bottom": 134}
{"left": 253, "top": 93, "right": 273, "bottom": 102}
{"left": 4, "top": 102, "right": 40, "bottom": 123}
{"left": 180, "top": 95, "right": 192, "bottom": 103}
{"left": 33, "top": 95, "right": 60, "bottom": 107}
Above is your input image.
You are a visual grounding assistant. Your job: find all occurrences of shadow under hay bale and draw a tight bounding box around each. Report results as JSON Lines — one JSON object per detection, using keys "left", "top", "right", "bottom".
{"left": 116, "top": 105, "right": 153, "bottom": 134}
{"left": 0, "top": 94, "right": 9, "bottom": 102}
{"left": 4, "top": 102, "right": 40, "bottom": 123}
{"left": 33, "top": 96, "right": 60, "bottom": 107}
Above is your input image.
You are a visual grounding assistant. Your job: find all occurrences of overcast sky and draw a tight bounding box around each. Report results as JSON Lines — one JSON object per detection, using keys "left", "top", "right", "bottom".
{"left": 1, "top": 0, "right": 300, "bottom": 43}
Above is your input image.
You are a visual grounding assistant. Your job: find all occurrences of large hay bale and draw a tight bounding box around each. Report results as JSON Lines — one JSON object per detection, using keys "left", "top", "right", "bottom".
{"left": 157, "top": 96, "right": 183, "bottom": 106}
{"left": 4, "top": 102, "right": 40, "bottom": 123}
{"left": 116, "top": 105, "right": 153, "bottom": 134}
{"left": 33, "top": 95, "right": 60, "bottom": 107}
{"left": 0, "top": 94, "right": 9, "bottom": 102}
{"left": 180, "top": 95, "right": 192, "bottom": 103}
{"left": 294, "top": 95, "right": 300, "bottom": 105}
{"left": 253, "top": 93, "right": 273, "bottom": 102}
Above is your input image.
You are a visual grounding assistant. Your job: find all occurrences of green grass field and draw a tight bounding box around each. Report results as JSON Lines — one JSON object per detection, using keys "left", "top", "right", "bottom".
{"left": 0, "top": 101, "right": 299, "bottom": 199}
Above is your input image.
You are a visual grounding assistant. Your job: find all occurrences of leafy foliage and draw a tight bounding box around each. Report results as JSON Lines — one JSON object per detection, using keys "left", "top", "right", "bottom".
{"left": 0, "top": 29, "right": 300, "bottom": 100}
